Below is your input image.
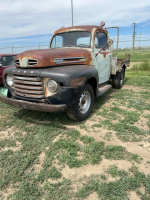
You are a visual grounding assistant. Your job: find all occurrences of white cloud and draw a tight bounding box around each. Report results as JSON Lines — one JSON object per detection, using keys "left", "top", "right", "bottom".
{"left": 142, "top": 22, "right": 150, "bottom": 26}
{"left": 0, "top": 0, "right": 150, "bottom": 52}
{"left": 0, "top": 0, "right": 150, "bottom": 40}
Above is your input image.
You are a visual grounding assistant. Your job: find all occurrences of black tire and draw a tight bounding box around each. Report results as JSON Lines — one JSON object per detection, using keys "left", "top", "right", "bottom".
{"left": 66, "top": 84, "right": 94, "bottom": 121}
{"left": 112, "top": 68, "right": 125, "bottom": 89}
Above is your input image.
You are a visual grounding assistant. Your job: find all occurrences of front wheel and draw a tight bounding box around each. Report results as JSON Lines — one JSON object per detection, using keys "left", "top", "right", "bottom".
{"left": 66, "top": 84, "right": 94, "bottom": 121}
{"left": 112, "top": 68, "right": 125, "bottom": 89}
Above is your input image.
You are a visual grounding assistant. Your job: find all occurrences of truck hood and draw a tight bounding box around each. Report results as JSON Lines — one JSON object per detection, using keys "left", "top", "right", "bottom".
{"left": 15, "top": 48, "right": 92, "bottom": 68}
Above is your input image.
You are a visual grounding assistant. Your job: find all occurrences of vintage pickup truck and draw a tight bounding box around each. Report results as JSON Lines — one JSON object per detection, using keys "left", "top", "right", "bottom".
{"left": 0, "top": 22, "right": 130, "bottom": 121}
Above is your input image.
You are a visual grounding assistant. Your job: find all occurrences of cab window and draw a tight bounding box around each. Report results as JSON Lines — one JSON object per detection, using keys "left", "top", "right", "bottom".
{"left": 51, "top": 35, "right": 63, "bottom": 48}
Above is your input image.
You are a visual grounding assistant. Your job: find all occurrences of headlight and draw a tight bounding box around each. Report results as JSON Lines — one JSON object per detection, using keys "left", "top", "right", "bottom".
{"left": 47, "top": 79, "right": 58, "bottom": 93}
{"left": 6, "top": 74, "right": 14, "bottom": 87}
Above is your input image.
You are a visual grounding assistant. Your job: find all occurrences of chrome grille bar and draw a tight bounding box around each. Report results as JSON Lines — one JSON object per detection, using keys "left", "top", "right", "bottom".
{"left": 14, "top": 80, "right": 44, "bottom": 86}
{"left": 54, "top": 57, "right": 85, "bottom": 64}
{"left": 13, "top": 75, "right": 45, "bottom": 100}
{"left": 14, "top": 76, "right": 42, "bottom": 81}
{"left": 14, "top": 91, "right": 45, "bottom": 99}
{"left": 15, "top": 88, "right": 45, "bottom": 95}
{"left": 14, "top": 83, "right": 44, "bottom": 90}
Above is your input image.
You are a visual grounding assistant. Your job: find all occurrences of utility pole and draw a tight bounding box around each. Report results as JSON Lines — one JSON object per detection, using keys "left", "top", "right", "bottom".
{"left": 71, "top": 0, "right": 73, "bottom": 26}
{"left": 132, "top": 23, "right": 136, "bottom": 51}
{"left": 138, "top": 32, "right": 141, "bottom": 49}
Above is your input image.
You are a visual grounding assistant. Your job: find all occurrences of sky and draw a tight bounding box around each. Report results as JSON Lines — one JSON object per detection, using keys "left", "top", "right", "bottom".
{"left": 0, "top": 0, "right": 150, "bottom": 53}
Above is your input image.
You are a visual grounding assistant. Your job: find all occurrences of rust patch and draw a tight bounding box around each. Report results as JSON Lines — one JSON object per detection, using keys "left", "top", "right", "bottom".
{"left": 100, "top": 52, "right": 110, "bottom": 58}
{"left": 54, "top": 25, "right": 104, "bottom": 35}
{"left": 15, "top": 48, "right": 92, "bottom": 68}
{"left": 71, "top": 77, "right": 86, "bottom": 88}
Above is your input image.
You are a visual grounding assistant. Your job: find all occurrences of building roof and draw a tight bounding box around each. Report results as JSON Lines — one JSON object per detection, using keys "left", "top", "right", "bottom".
{"left": 0, "top": 54, "right": 17, "bottom": 57}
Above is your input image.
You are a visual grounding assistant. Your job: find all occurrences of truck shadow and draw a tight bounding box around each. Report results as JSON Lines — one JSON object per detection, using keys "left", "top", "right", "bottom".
{"left": 14, "top": 86, "right": 119, "bottom": 129}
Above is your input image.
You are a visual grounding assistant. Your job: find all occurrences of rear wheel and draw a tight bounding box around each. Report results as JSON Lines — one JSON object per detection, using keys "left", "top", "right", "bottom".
{"left": 112, "top": 68, "right": 125, "bottom": 89}
{"left": 66, "top": 84, "right": 94, "bottom": 121}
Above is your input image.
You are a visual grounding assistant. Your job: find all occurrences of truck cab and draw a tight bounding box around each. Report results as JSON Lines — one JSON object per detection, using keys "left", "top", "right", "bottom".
{"left": 0, "top": 23, "right": 130, "bottom": 121}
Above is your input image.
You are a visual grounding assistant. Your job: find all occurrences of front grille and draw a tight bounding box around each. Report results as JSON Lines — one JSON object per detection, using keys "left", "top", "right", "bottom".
{"left": 13, "top": 75, "right": 45, "bottom": 100}
{"left": 15, "top": 59, "right": 38, "bottom": 67}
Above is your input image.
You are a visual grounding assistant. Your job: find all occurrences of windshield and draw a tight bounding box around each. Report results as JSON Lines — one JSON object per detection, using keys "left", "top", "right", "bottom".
{"left": 0, "top": 55, "right": 16, "bottom": 66}
{"left": 50, "top": 31, "right": 91, "bottom": 48}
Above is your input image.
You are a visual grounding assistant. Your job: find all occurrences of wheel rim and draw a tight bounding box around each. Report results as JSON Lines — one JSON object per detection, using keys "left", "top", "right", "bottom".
{"left": 79, "top": 91, "right": 91, "bottom": 114}
{"left": 120, "top": 72, "right": 124, "bottom": 85}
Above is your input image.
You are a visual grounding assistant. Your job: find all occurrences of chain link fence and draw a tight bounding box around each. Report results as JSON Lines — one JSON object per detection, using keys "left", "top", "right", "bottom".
{"left": 0, "top": 40, "right": 150, "bottom": 54}
{"left": 0, "top": 44, "right": 49, "bottom": 54}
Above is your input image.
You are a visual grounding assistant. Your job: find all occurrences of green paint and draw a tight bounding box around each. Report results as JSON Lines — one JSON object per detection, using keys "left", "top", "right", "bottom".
{"left": 0, "top": 87, "right": 8, "bottom": 97}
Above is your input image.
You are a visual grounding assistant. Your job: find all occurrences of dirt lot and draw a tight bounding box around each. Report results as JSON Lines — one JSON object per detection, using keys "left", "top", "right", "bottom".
{"left": 0, "top": 69, "right": 150, "bottom": 200}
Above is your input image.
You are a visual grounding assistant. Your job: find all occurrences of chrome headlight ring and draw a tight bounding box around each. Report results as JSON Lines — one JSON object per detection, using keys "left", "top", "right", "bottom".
{"left": 46, "top": 79, "right": 58, "bottom": 93}
{"left": 6, "top": 74, "right": 14, "bottom": 87}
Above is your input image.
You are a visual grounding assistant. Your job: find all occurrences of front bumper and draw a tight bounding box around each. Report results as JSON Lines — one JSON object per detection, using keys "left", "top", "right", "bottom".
{"left": 0, "top": 95, "right": 67, "bottom": 113}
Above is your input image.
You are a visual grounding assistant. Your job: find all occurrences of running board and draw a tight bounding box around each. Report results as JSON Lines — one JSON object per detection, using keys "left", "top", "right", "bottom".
{"left": 98, "top": 84, "right": 112, "bottom": 97}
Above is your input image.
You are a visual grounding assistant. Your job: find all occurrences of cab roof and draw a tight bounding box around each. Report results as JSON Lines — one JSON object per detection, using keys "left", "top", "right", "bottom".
{"left": 54, "top": 25, "right": 106, "bottom": 35}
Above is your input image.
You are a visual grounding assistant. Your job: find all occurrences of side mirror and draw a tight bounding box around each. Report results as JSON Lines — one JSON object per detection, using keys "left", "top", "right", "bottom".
{"left": 0, "top": 64, "right": 3, "bottom": 67}
{"left": 107, "top": 39, "right": 113, "bottom": 46}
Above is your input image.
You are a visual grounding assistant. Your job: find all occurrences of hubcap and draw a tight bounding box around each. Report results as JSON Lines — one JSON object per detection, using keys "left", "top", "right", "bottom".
{"left": 79, "top": 91, "right": 91, "bottom": 114}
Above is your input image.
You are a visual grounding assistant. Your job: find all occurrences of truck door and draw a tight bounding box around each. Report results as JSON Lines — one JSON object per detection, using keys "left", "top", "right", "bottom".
{"left": 93, "top": 31, "right": 111, "bottom": 84}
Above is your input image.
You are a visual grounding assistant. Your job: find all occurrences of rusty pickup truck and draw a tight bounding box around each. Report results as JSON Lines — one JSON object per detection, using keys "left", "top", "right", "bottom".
{"left": 0, "top": 22, "right": 130, "bottom": 121}
{"left": 0, "top": 54, "right": 17, "bottom": 85}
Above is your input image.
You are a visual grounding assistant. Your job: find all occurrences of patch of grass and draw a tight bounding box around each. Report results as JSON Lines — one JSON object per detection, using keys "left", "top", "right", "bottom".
{"left": 104, "top": 145, "right": 129, "bottom": 160}
{"left": 104, "top": 145, "right": 141, "bottom": 163}
{"left": 132, "top": 61, "right": 150, "bottom": 71}
{"left": 100, "top": 174, "right": 107, "bottom": 180}
{"left": 43, "top": 179, "right": 72, "bottom": 200}
{"left": 83, "top": 141, "right": 105, "bottom": 165}
{"left": 148, "top": 120, "right": 150, "bottom": 128}
{"left": 48, "top": 166, "right": 62, "bottom": 179}
{"left": 95, "top": 104, "right": 148, "bottom": 142}
{"left": 92, "top": 123, "right": 102, "bottom": 128}
{"left": 0, "top": 64, "right": 150, "bottom": 199}
{"left": 103, "top": 132, "right": 113, "bottom": 141}
{"left": 0, "top": 139, "right": 16, "bottom": 149}
{"left": 9, "top": 181, "right": 43, "bottom": 200}
{"left": 113, "top": 50, "right": 150, "bottom": 62}
{"left": 37, "top": 167, "right": 62, "bottom": 183}
{"left": 66, "top": 129, "right": 80, "bottom": 141}
{"left": 97, "top": 108, "right": 118, "bottom": 121}
{"left": 128, "top": 99, "right": 150, "bottom": 111}
{"left": 76, "top": 166, "right": 149, "bottom": 200}
{"left": 80, "top": 135, "right": 95, "bottom": 144}
{"left": 107, "top": 165, "right": 128, "bottom": 178}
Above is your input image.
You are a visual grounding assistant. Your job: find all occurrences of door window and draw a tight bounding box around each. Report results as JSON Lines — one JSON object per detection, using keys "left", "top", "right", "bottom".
{"left": 95, "top": 32, "right": 107, "bottom": 49}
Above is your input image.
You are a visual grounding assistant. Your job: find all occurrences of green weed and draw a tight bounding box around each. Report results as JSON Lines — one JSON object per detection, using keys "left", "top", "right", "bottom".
{"left": 132, "top": 61, "right": 150, "bottom": 71}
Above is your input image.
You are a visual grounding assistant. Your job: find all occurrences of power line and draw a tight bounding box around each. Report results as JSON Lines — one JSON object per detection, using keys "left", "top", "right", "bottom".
{"left": 118, "top": 39, "right": 150, "bottom": 42}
